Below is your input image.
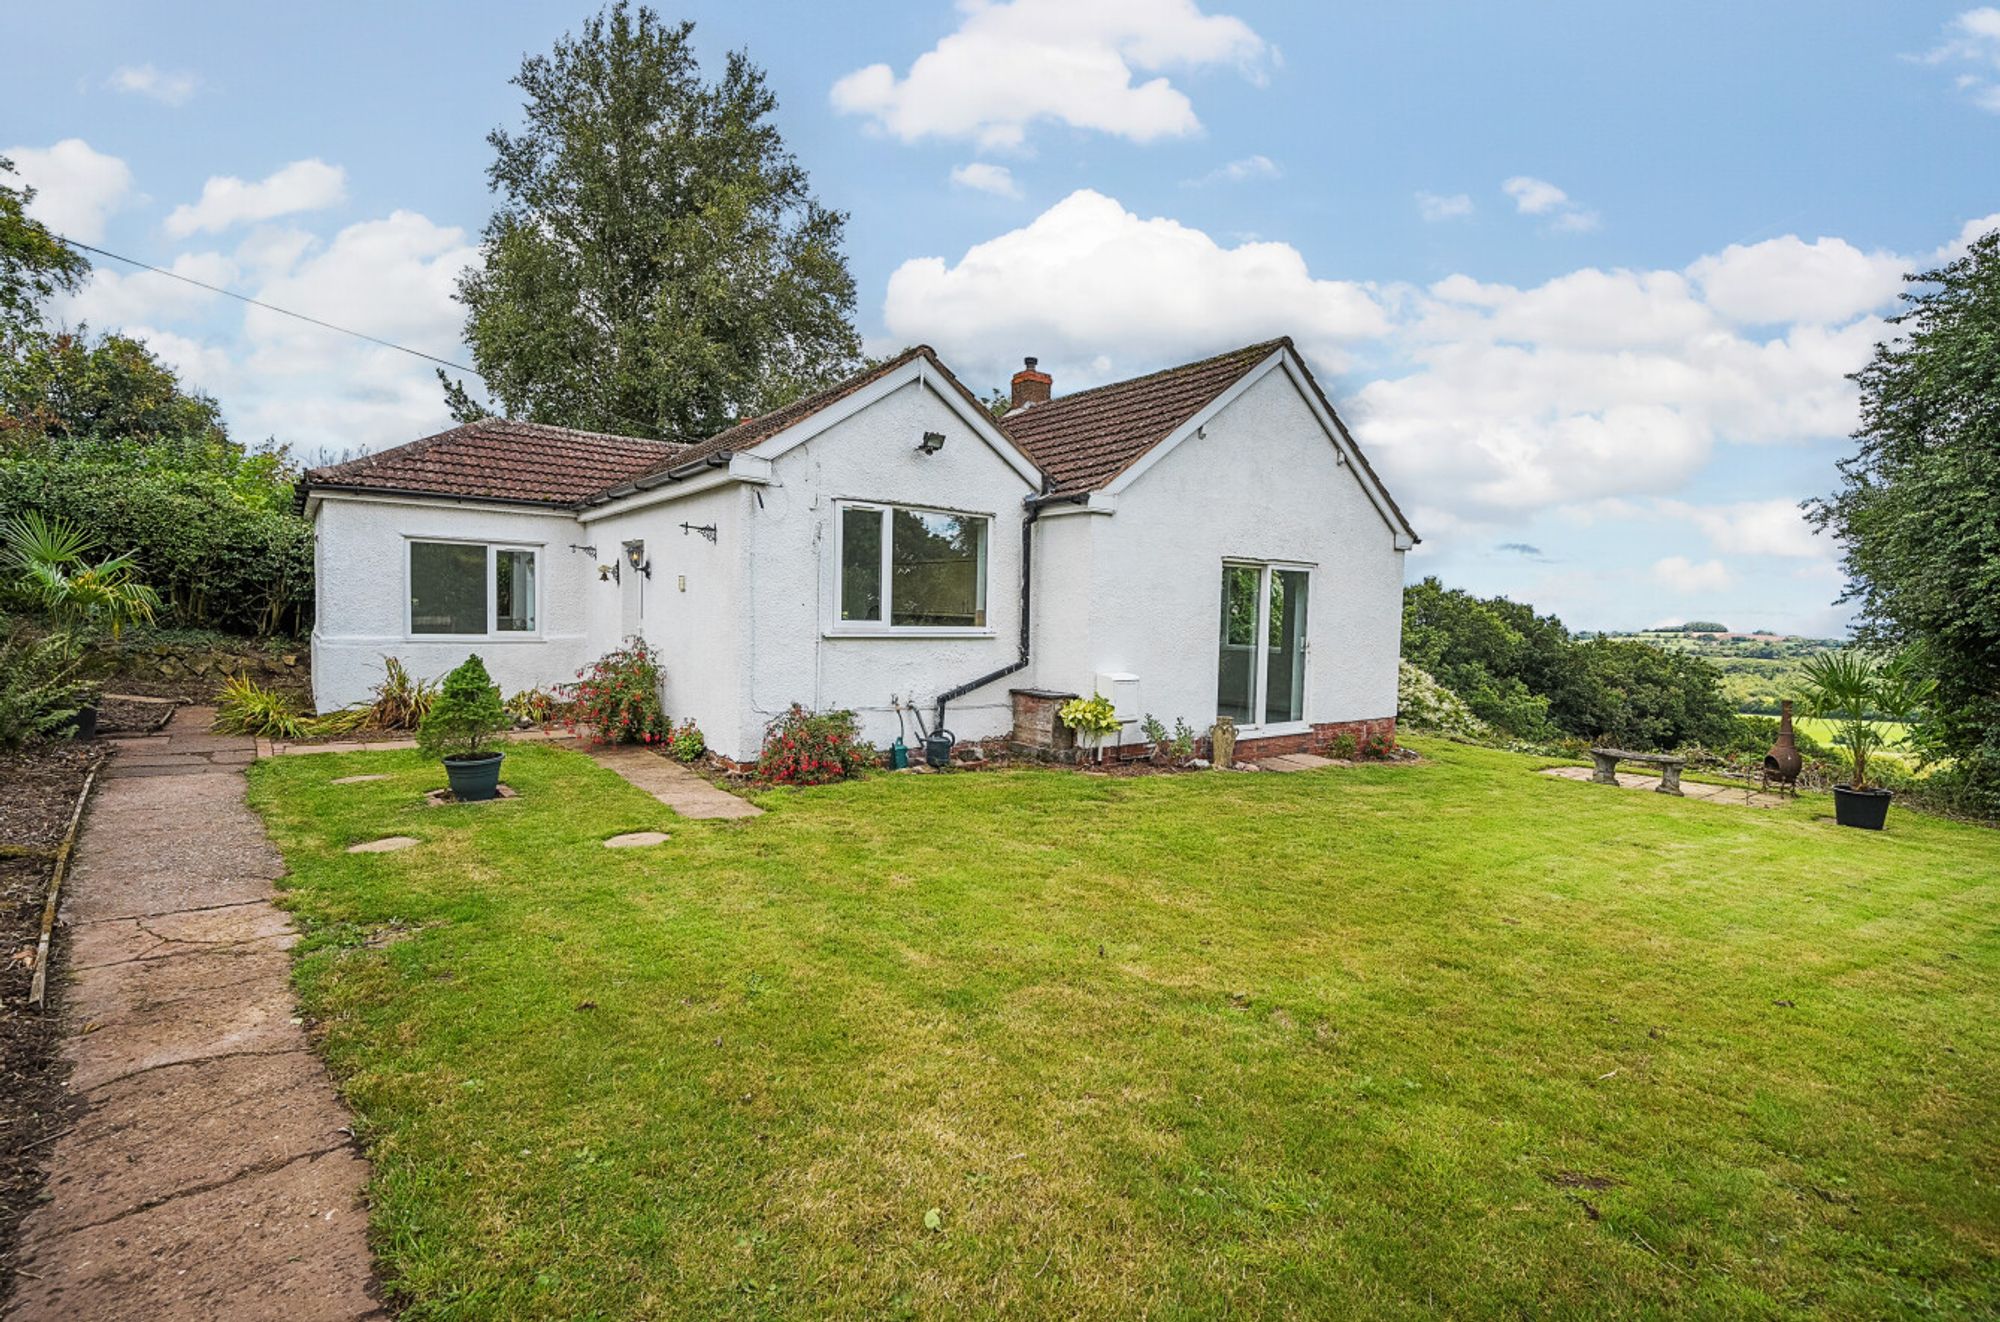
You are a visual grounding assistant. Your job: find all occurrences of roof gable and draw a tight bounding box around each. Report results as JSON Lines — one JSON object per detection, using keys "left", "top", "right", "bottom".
{"left": 1000, "top": 338, "right": 1416, "bottom": 545}
{"left": 999, "top": 340, "right": 1280, "bottom": 495}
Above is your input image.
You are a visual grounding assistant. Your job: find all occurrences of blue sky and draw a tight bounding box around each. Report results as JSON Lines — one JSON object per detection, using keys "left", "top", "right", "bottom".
{"left": 7, "top": 1, "right": 1998, "bottom": 635}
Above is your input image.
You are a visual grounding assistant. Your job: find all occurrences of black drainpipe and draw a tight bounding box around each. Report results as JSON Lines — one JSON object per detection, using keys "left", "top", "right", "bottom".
{"left": 932, "top": 490, "right": 1084, "bottom": 734}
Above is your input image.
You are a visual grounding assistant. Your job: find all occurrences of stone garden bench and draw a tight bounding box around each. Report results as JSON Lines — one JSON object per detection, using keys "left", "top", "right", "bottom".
{"left": 1589, "top": 747, "right": 1686, "bottom": 796}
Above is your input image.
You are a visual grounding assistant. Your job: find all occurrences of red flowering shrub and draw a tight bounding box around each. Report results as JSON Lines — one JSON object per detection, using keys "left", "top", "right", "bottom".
{"left": 563, "top": 640, "right": 668, "bottom": 745}
{"left": 1359, "top": 730, "right": 1397, "bottom": 760}
{"left": 755, "top": 704, "right": 873, "bottom": 786}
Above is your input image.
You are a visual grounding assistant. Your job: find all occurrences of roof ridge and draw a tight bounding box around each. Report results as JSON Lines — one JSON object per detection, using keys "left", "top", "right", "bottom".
{"left": 1004, "top": 337, "right": 1288, "bottom": 417}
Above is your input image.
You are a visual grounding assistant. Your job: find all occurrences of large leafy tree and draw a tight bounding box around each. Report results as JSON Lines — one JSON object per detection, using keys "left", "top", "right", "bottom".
{"left": 1808, "top": 227, "right": 2000, "bottom": 808}
{"left": 449, "top": 3, "right": 862, "bottom": 440}
{"left": 0, "top": 156, "right": 89, "bottom": 339}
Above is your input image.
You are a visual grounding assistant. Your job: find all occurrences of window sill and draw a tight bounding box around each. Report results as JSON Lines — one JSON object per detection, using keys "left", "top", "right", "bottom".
{"left": 405, "top": 633, "right": 546, "bottom": 643}
{"left": 824, "top": 626, "right": 997, "bottom": 640}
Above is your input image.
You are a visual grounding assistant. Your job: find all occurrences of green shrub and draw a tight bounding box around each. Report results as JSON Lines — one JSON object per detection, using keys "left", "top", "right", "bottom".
{"left": 1396, "top": 660, "right": 1489, "bottom": 739}
{"left": 563, "top": 640, "right": 667, "bottom": 744}
{"left": 756, "top": 705, "right": 872, "bottom": 786}
{"left": 1328, "top": 732, "right": 1359, "bottom": 760}
{"left": 0, "top": 620, "right": 87, "bottom": 748}
{"left": 0, "top": 460, "right": 312, "bottom": 636}
{"left": 666, "top": 718, "right": 706, "bottom": 763}
{"left": 417, "top": 655, "right": 509, "bottom": 761}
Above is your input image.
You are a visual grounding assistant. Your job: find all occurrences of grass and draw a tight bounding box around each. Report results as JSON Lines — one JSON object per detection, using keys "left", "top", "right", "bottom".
{"left": 247, "top": 740, "right": 2000, "bottom": 1319}
{"left": 1794, "top": 716, "right": 1914, "bottom": 751}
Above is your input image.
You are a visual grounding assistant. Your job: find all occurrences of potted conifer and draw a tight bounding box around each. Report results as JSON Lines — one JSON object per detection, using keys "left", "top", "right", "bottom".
{"left": 418, "top": 654, "right": 511, "bottom": 801}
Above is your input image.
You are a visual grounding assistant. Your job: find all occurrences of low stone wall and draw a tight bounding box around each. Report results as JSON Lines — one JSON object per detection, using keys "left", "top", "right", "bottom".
{"left": 82, "top": 639, "right": 309, "bottom": 693}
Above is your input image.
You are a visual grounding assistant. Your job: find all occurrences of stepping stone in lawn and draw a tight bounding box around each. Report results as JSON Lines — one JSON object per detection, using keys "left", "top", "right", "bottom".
{"left": 603, "top": 831, "right": 670, "bottom": 848}
{"left": 347, "top": 836, "right": 420, "bottom": 853}
{"left": 330, "top": 774, "right": 392, "bottom": 785}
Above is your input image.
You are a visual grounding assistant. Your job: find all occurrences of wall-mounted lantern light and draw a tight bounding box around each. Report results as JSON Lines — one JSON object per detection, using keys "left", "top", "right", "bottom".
{"left": 623, "top": 540, "right": 652, "bottom": 579}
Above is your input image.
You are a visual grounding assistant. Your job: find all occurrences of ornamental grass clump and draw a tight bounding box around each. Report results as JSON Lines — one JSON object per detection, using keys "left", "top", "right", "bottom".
{"left": 756, "top": 705, "right": 872, "bottom": 786}
{"left": 563, "top": 640, "right": 668, "bottom": 744}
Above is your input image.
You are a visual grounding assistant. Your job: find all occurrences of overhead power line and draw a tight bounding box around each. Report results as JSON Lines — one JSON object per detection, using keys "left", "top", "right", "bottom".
{"left": 53, "top": 235, "right": 483, "bottom": 377}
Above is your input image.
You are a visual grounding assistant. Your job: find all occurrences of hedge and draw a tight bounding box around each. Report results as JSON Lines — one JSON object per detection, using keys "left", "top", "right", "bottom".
{"left": 0, "top": 460, "right": 312, "bottom": 637}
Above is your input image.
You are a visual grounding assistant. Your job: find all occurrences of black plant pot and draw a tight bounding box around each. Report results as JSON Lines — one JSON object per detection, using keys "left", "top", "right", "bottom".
{"left": 1832, "top": 784, "right": 1892, "bottom": 830}
{"left": 63, "top": 704, "right": 99, "bottom": 741}
{"left": 443, "top": 752, "right": 504, "bottom": 802}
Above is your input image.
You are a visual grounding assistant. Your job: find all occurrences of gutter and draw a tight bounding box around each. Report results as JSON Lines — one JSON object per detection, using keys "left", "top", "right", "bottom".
{"left": 295, "top": 482, "right": 574, "bottom": 514}
{"left": 583, "top": 450, "right": 733, "bottom": 506}
{"left": 931, "top": 488, "right": 1087, "bottom": 733}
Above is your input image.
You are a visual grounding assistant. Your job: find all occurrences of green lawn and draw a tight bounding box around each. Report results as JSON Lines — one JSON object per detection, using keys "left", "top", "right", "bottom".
{"left": 247, "top": 740, "right": 2000, "bottom": 1319}
{"left": 1794, "top": 716, "right": 1914, "bottom": 751}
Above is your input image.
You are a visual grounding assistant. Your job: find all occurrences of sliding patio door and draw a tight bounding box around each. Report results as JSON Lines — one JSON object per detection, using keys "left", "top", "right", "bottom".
{"left": 1215, "top": 562, "right": 1310, "bottom": 727}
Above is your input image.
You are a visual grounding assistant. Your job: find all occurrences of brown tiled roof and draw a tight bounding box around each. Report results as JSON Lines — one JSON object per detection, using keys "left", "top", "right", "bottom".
{"left": 1000, "top": 338, "right": 1417, "bottom": 541}
{"left": 612, "top": 343, "right": 1020, "bottom": 489}
{"left": 999, "top": 340, "right": 1283, "bottom": 494}
{"left": 302, "top": 419, "right": 688, "bottom": 507}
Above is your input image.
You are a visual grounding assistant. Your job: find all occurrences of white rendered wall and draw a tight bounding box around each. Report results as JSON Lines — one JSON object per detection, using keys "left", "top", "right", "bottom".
{"left": 732, "top": 376, "right": 1038, "bottom": 760}
{"left": 1032, "top": 368, "right": 1407, "bottom": 743}
{"left": 578, "top": 481, "right": 750, "bottom": 754}
{"left": 310, "top": 495, "right": 595, "bottom": 712}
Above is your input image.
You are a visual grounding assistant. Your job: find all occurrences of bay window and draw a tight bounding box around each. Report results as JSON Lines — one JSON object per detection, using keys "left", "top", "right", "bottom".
{"left": 408, "top": 540, "right": 538, "bottom": 637}
{"left": 838, "top": 503, "right": 990, "bottom": 631}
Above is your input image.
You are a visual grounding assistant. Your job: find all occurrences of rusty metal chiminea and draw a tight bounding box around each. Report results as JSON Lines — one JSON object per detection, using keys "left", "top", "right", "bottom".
{"left": 1763, "top": 700, "right": 1803, "bottom": 795}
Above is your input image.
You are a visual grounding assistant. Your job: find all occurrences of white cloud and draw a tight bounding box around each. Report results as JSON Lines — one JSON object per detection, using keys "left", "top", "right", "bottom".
{"left": 1502, "top": 175, "right": 1598, "bottom": 233}
{"left": 1935, "top": 210, "right": 2000, "bottom": 261}
{"left": 1916, "top": 8, "right": 2000, "bottom": 112}
{"left": 4, "top": 138, "right": 135, "bottom": 243}
{"left": 1652, "top": 555, "right": 1733, "bottom": 594}
{"left": 831, "top": 0, "right": 1268, "bottom": 150}
{"left": 53, "top": 251, "right": 236, "bottom": 330}
{"left": 134, "top": 211, "right": 477, "bottom": 455}
{"left": 880, "top": 188, "right": 1386, "bottom": 386}
{"left": 949, "top": 162, "right": 1021, "bottom": 197}
{"left": 1184, "top": 154, "right": 1280, "bottom": 187}
{"left": 1688, "top": 235, "right": 1907, "bottom": 325}
{"left": 1654, "top": 498, "right": 1826, "bottom": 559}
{"left": 106, "top": 64, "right": 200, "bottom": 106}
{"left": 165, "top": 159, "right": 347, "bottom": 237}
{"left": 1349, "top": 254, "right": 1898, "bottom": 519}
{"left": 1416, "top": 191, "right": 1473, "bottom": 222}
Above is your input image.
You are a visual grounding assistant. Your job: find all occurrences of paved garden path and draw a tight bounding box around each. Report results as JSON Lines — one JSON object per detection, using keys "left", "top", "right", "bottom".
{"left": 6, "top": 707, "right": 382, "bottom": 1321}
{"left": 569, "top": 740, "right": 763, "bottom": 820}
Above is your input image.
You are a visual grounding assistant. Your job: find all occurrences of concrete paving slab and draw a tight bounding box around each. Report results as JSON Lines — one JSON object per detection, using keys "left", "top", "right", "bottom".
{"left": 573, "top": 741, "right": 763, "bottom": 819}
{"left": 1256, "top": 753, "right": 1335, "bottom": 772}
{"left": 7, "top": 1148, "right": 380, "bottom": 1322}
{"left": 1539, "top": 764, "right": 1785, "bottom": 807}
{"left": 69, "top": 903, "right": 294, "bottom": 971}
{"left": 33, "top": 1052, "right": 351, "bottom": 1238}
{"left": 604, "top": 830, "right": 671, "bottom": 848}
{"left": 61, "top": 954, "right": 303, "bottom": 1094}
{"left": 346, "top": 836, "right": 419, "bottom": 853}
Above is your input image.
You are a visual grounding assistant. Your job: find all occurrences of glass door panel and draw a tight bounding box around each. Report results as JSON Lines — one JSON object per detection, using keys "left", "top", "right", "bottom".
{"left": 1263, "top": 568, "right": 1308, "bottom": 724}
{"left": 1216, "top": 564, "right": 1260, "bottom": 723}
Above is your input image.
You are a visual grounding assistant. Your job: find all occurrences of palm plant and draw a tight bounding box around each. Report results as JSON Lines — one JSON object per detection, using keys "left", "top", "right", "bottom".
{"left": 2, "top": 511, "right": 161, "bottom": 641}
{"left": 1798, "top": 649, "right": 1933, "bottom": 790}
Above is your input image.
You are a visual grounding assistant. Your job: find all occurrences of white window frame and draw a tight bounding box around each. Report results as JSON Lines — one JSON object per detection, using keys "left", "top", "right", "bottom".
{"left": 829, "top": 500, "right": 996, "bottom": 638}
{"left": 403, "top": 537, "right": 544, "bottom": 641}
{"left": 1219, "top": 558, "right": 1314, "bottom": 734}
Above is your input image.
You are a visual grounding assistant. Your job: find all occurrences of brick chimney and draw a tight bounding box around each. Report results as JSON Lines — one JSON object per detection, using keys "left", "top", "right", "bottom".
{"left": 1009, "top": 356, "right": 1052, "bottom": 411}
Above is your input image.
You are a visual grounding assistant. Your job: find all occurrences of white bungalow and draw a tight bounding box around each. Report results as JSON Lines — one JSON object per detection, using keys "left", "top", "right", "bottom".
{"left": 300, "top": 338, "right": 1417, "bottom": 763}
